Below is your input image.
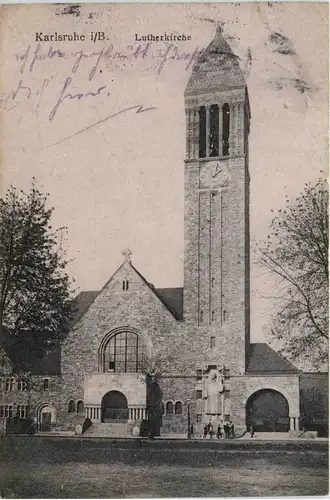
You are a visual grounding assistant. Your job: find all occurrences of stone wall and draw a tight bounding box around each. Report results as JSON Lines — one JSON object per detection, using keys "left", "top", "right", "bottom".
{"left": 230, "top": 374, "right": 300, "bottom": 433}
{"left": 60, "top": 260, "right": 184, "bottom": 428}
{"left": 183, "top": 86, "right": 250, "bottom": 376}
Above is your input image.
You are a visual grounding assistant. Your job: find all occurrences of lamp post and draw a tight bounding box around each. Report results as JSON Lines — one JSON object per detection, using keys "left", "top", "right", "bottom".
{"left": 187, "top": 399, "right": 191, "bottom": 439}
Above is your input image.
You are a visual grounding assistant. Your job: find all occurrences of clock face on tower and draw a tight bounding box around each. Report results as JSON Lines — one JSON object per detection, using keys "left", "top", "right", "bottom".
{"left": 199, "top": 161, "right": 229, "bottom": 189}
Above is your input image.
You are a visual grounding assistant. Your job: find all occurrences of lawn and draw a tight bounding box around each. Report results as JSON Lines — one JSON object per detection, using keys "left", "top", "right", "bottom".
{"left": 0, "top": 437, "right": 328, "bottom": 497}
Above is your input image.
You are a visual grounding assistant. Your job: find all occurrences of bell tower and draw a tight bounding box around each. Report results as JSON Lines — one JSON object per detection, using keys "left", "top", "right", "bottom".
{"left": 183, "top": 27, "right": 251, "bottom": 374}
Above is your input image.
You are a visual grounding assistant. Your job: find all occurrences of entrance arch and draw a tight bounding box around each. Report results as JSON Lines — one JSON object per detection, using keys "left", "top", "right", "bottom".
{"left": 246, "top": 389, "right": 290, "bottom": 432}
{"left": 101, "top": 391, "right": 128, "bottom": 423}
{"left": 36, "top": 403, "right": 56, "bottom": 432}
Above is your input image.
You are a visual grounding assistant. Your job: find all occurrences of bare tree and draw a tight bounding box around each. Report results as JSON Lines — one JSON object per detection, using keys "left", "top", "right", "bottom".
{"left": 0, "top": 181, "right": 75, "bottom": 350}
{"left": 256, "top": 178, "right": 328, "bottom": 369}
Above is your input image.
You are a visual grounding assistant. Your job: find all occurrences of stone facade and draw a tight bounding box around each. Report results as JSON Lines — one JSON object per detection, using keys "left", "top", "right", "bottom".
{"left": 0, "top": 28, "right": 326, "bottom": 437}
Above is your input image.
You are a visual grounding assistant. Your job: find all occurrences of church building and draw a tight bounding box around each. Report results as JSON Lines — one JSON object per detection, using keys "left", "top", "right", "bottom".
{"left": 0, "top": 28, "right": 327, "bottom": 437}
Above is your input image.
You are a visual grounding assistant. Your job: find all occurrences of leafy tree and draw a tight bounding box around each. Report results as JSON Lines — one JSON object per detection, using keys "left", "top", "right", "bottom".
{"left": 257, "top": 178, "right": 328, "bottom": 369}
{"left": 0, "top": 181, "right": 75, "bottom": 351}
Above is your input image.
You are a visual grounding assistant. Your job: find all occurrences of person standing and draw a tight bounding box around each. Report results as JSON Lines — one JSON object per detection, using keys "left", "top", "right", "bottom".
{"left": 217, "top": 424, "right": 222, "bottom": 439}
{"left": 203, "top": 424, "right": 208, "bottom": 438}
{"left": 229, "top": 421, "right": 235, "bottom": 438}
{"left": 250, "top": 424, "right": 255, "bottom": 438}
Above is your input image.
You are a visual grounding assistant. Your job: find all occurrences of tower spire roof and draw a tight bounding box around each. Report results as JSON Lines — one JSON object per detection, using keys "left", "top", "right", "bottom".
{"left": 185, "top": 27, "right": 246, "bottom": 95}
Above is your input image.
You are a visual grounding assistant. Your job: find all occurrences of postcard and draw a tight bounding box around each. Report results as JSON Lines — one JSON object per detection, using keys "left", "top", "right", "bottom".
{"left": 0, "top": 3, "right": 328, "bottom": 498}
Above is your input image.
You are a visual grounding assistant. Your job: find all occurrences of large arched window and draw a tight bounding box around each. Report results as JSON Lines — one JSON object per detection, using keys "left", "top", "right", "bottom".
{"left": 103, "top": 331, "right": 145, "bottom": 373}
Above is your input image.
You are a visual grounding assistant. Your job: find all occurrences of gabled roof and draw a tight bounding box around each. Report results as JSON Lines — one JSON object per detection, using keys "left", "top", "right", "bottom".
{"left": 68, "top": 290, "right": 100, "bottom": 328}
{"left": 246, "top": 343, "right": 299, "bottom": 374}
{"left": 69, "top": 262, "right": 184, "bottom": 323}
{"left": 153, "top": 287, "right": 183, "bottom": 321}
{"left": 185, "top": 26, "right": 246, "bottom": 95}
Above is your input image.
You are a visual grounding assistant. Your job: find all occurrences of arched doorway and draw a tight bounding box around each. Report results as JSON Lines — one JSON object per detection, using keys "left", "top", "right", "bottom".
{"left": 37, "top": 404, "right": 56, "bottom": 432}
{"left": 246, "top": 389, "right": 290, "bottom": 432}
{"left": 101, "top": 391, "right": 128, "bottom": 423}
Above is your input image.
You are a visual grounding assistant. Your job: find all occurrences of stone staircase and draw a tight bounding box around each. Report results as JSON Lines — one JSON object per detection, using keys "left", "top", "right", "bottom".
{"left": 83, "top": 422, "right": 134, "bottom": 438}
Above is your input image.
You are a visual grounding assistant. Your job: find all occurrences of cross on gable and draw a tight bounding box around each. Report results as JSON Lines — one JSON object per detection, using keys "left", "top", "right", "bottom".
{"left": 122, "top": 248, "right": 132, "bottom": 262}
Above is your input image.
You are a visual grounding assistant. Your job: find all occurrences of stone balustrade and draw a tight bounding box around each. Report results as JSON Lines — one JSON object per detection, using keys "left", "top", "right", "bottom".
{"left": 85, "top": 405, "right": 147, "bottom": 422}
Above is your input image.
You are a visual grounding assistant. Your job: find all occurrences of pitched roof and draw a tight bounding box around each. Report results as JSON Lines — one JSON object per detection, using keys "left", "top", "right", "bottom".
{"left": 121, "top": 262, "right": 183, "bottom": 321}
{"left": 246, "top": 343, "right": 299, "bottom": 374}
{"left": 68, "top": 263, "right": 184, "bottom": 324}
{"left": 154, "top": 287, "right": 183, "bottom": 321}
{"left": 185, "top": 27, "right": 246, "bottom": 95}
{"left": 68, "top": 290, "right": 100, "bottom": 328}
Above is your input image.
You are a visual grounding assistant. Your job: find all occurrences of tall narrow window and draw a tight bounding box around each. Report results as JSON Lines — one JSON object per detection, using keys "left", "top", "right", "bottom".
{"left": 211, "top": 277, "right": 215, "bottom": 288}
{"left": 68, "top": 400, "right": 76, "bottom": 413}
{"left": 199, "top": 106, "right": 206, "bottom": 158}
{"left": 209, "top": 104, "right": 219, "bottom": 157}
{"left": 200, "top": 310, "right": 203, "bottom": 323}
{"left": 212, "top": 311, "right": 215, "bottom": 322}
{"left": 5, "top": 378, "right": 14, "bottom": 392}
{"left": 43, "top": 379, "right": 49, "bottom": 391}
{"left": 222, "top": 103, "right": 230, "bottom": 156}
{"left": 196, "top": 369, "right": 203, "bottom": 381}
{"left": 77, "top": 401, "right": 84, "bottom": 414}
{"left": 17, "top": 405, "right": 28, "bottom": 419}
{"left": 210, "top": 336, "right": 216, "bottom": 349}
{"left": 166, "top": 401, "right": 173, "bottom": 415}
{"left": 122, "top": 279, "right": 129, "bottom": 291}
{"left": 175, "top": 401, "right": 182, "bottom": 415}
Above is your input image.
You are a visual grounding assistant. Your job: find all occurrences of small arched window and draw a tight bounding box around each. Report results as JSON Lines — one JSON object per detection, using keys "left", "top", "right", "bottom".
{"left": 77, "top": 400, "right": 84, "bottom": 414}
{"left": 166, "top": 401, "right": 173, "bottom": 415}
{"left": 68, "top": 400, "right": 76, "bottom": 413}
{"left": 175, "top": 401, "right": 182, "bottom": 415}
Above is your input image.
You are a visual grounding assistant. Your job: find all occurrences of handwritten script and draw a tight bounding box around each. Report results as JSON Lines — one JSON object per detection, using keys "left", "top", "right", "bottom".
{"left": 0, "top": 41, "right": 203, "bottom": 147}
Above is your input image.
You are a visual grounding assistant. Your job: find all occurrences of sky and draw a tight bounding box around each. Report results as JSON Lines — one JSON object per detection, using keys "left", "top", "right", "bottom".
{"left": 0, "top": 2, "right": 328, "bottom": 345}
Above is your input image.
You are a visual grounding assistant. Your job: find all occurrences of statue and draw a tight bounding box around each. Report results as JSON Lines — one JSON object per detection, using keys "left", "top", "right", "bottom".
{"left": 203, "top": 371, "right": 225, "bottom": 415}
